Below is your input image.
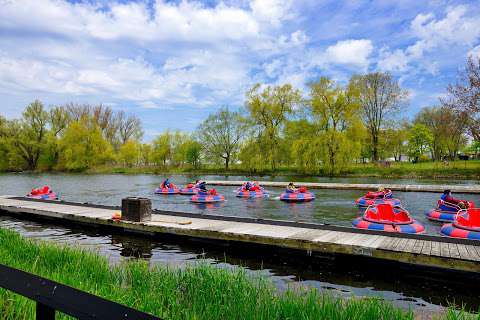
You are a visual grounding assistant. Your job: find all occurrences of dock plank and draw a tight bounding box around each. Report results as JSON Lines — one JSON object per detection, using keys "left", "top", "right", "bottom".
{"left": 1, "top": 197, "right": 480, "bottom": 273}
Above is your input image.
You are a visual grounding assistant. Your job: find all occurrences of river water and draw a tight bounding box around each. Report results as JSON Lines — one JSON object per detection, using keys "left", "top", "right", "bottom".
{"left": 0, "top": 173, "right": 479, "bottom": 313}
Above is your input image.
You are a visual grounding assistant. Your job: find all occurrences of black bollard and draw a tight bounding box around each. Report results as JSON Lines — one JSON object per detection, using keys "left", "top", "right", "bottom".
{"left": 121, "top": 197, "right": 152, "bottom": 222}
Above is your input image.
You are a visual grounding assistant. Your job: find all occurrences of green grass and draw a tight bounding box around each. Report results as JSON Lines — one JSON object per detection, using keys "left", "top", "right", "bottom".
{"left": 85, "top": 160, "right": 480, "bottom": 179}
{"left": 0, "top": 228, "right": 420, "bottom": 320}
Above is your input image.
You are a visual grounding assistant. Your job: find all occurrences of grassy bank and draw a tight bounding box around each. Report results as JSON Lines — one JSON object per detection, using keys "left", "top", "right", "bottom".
{"left": 84, "top": 160, "right": 480, "bottom": 179}
{"left": 0, "top": 228, "right": 418, "bottom": 320}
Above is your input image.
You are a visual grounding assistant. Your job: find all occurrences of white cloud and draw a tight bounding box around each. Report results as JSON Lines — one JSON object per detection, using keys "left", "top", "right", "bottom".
{"left": 378, "top": 48, "right": 409, "bottom": 72}
{"left": 378, "top": 5, "right": 480, "bottom": 74}
{"left": 250, "top": 0, "right": 295, "bottom": 27}
{"left": 321, "top": 39, "right": 373, "bottom": 69}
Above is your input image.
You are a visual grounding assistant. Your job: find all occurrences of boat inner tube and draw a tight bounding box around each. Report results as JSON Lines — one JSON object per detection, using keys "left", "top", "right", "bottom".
{"left": 155, "top": 187, "right": 180, "bottom": 195}
{"left": 280, "top": 189, "right": 315, "bottom": 202}
{"left": 441, "top": 208, "right": 480, "bottom": 240}
{"left": 236, "top": 185, "right": 268, "bottom": 198}
{"left": 355, "top": 197, "right": 401, "bottom": 207}
{"left": 179, "top": 185, "right": 199, "bottom": 195}
{"left": 352, "top": 204, "right": 424, "bottom": 234}
{"left": 190, "top": 190, "right": 225, "bottom": 203}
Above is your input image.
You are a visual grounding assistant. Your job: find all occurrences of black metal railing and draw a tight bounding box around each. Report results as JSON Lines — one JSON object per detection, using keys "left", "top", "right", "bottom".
{"left": 0, "top": 264, "right": 161, "bottom": 319}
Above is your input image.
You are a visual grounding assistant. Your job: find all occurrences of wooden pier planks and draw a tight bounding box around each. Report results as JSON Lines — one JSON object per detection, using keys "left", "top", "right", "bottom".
{"left": 0, "top": 197, "right": 479, "bottom": 273}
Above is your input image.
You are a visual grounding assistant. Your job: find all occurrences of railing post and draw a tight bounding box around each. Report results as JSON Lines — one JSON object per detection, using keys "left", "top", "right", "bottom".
{"left": 36, "top": 302, "right": 55, "bottom": 320}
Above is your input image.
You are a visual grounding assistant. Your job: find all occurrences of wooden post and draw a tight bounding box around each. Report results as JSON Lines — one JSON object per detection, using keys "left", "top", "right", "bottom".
{"left": 121, "top": 197, "right": 152, "bottom": 222}
{"left": 36, "top": 302, "right": 55, "bottom": 319}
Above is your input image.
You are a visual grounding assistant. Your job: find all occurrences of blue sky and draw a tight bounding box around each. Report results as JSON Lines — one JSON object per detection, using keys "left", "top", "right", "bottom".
{"left": 1, "top": 0, "right": 479, "bottom": 141}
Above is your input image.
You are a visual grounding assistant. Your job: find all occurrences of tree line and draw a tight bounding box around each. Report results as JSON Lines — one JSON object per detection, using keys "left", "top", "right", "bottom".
{"left": 1, "top": 57, "right": 479, "bottom": 175}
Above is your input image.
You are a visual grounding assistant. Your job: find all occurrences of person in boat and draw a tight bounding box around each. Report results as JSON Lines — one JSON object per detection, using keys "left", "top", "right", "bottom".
{"left": 197, "top": 181, "right": 208, "bottom": 193}
{"left": 365, "top": 187, "right": 387, "bottom": 199}
{"left": 160, "top": 178, "right": 171, "bottom": 189}
{"left": 244, "top": 181, "right": 253, "bottom": 191}
{"left": 286, "top": 182, "right": 297, "bottom": 193}
{"left": 441, "top": 189, "right": 469, "bottom": 209}
{"left": 186, "top": 180, "right": 200, "bottom": 188}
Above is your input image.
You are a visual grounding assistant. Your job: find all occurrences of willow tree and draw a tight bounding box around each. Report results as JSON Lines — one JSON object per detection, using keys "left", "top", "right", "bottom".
{"left": 352, "top": 72, "right": 407, "bottom": 161}
{"left": 309, "top": 77, "right": 363, "bottom": 175}
{"left": 7, "top": 100, "right": 49, "bottom": 170}
{"left": 245, "top": 84, "right": 302, "bottom": 170}
{"left": 197, "top": 107, "right": 246, "bottom": 170}
{"left": 59, "top": 117, "right": 113, "bottom": 171}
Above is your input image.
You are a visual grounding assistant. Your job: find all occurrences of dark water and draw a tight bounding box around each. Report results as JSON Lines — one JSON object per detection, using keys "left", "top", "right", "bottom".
{"left": 2, "top": 173, "right": 479, "bottom": 236}
{"left": 0, "top": 173, "right": 479, "bottom": 313}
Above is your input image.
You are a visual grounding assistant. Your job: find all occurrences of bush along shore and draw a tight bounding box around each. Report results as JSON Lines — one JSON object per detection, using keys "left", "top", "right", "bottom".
{"left": 0, "top": 228, "right": 476, "bottom": 320}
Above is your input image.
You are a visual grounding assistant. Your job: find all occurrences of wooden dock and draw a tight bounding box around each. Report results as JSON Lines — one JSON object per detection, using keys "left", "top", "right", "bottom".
{"left": 0, "top": 196, "right": 479, "bottom": 273}
{"left": 206, "top": 180, "right": 480, "bottom": 194}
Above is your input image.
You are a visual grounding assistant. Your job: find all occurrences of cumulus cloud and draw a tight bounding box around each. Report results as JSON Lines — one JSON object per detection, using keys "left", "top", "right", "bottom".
{"left": 377, "top": 5, "right": 480, "bottom": 73}
{"left": 324, "top": 39, "right": 373, "bottom": 68}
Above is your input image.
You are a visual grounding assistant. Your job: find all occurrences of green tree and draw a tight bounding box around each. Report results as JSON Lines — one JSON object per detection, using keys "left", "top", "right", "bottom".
{"left": 284, "top": 120, "right": 320, "bottom": 172}
{"left": 407, "top": 124, "right": 433, "bottom": 163}
{"left": 119, "top": 140, "right": 140, "bottom": 167}
{"left": 185, "top": 140, "right": 202, "bottom": 168}
{"left": 59, "top": 117, "right": 113, "bottom": 171}
{"left": 352, "top": 72, "right": 408, "bottom": 162}
{"left": 140, "top": 143, "right": 152, "bottom": 166}
{"left": 383, "top": 126, "right": 407, "bottom": 162}
{"left": 152, "top": 131, "right": 172, "bottom": 166}
{"left": 197, "top": 107, "right": 246, "bottom": 170}
{"left": 8, "top": 100, "right": 49, "bottom": 170}
{"left": 309, "top": 77, "right": 363, "bottom": 175}
{"left": 246, "top": 84, "right": 302, "bottom": 170}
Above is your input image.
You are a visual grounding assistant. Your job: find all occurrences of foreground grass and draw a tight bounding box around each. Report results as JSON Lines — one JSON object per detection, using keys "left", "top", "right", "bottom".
{"left": 0, "top": 228, "right": 417, "bottom": 320}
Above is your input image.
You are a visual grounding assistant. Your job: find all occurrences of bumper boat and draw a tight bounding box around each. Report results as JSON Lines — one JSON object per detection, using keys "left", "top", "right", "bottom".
{"left": 355, "top": 189, "right": 401, "bottom": 207}
{"left": 353, "top": 204, "right": 424, "bottom": 234}
{"left": 236, "top": 182, "right": 268, "bottom": 198}
{"left": 179, "top": 184, "right": 199, "bottom": 195}
{"left": 26, "top": 186, "right": 59, "bottom": 200}
{"left": 426, "top": 199, "right": 475, "bottom": 222}
{"left": 440, "top": 208, "right": 480, "bottom": 240}
{"left": 190, "top": 189, "right": 224, "bottom": 203}
{"left": 280, "top": 187, "right": 315, "bottom": 202}
{"left": 154, "top": 185, "right": 180, "bottom": 195}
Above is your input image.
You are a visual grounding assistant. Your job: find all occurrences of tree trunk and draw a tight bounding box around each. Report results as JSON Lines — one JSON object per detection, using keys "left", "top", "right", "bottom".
{"left": 225, "top": 156, "right": 229, "bottom": 170}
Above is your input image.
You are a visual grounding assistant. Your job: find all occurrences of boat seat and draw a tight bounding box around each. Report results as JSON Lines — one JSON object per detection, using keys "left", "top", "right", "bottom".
{"left": 376, "top": 204, "right": 395, "bottom": 221}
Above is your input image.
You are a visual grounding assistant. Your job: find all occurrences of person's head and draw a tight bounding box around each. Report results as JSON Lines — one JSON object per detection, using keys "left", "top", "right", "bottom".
{"left": 443, "top": 189, "right": 451, "bottom": 195}
{"left": 377, "top": 186, "right": 384, "bottom": 192}
{"left": 195, "top": 180, "right": 199, "bottom": 184}
{"left": 288, "top": 182, "right": 294, "bottom": 187}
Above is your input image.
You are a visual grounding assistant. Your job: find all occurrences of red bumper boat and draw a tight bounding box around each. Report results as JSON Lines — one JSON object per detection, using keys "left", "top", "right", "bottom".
{"left": 353, "top": 204, "right": 424, "bottom": 234}
{"left": 26, "top": 186, "right": 59, "bottom": 200}
{"left": 426, "top": 199, "right": 475, "bottom": 222}
{"left": 440, "top": 208, "right": 480, "bottom": 240}
{"left": 355, "top": 189, "right": 401, "bottom": 207}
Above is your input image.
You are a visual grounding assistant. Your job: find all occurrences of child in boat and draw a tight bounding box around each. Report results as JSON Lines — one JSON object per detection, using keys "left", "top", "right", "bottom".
{"left": 365, "top": 187, "right": 387, "bottom": 199}
{"left": 286, "top": 182, "right": 297, "bottom": 193}
{"left": 441, "top": 190, "right": 469, "bottom": 208}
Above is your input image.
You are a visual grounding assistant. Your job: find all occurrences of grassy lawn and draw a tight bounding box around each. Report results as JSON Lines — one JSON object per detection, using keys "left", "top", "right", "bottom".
{"left": 85, "top": 160, "right": 480, "bottom": 179}
{"left": 0, "top": 228, "right": 418, "bottom": 320}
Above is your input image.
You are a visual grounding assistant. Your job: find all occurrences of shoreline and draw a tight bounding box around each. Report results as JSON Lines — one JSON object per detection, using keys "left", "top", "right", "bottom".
{"left": 1, "top": 167, "right": 479, "bottom": 180}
